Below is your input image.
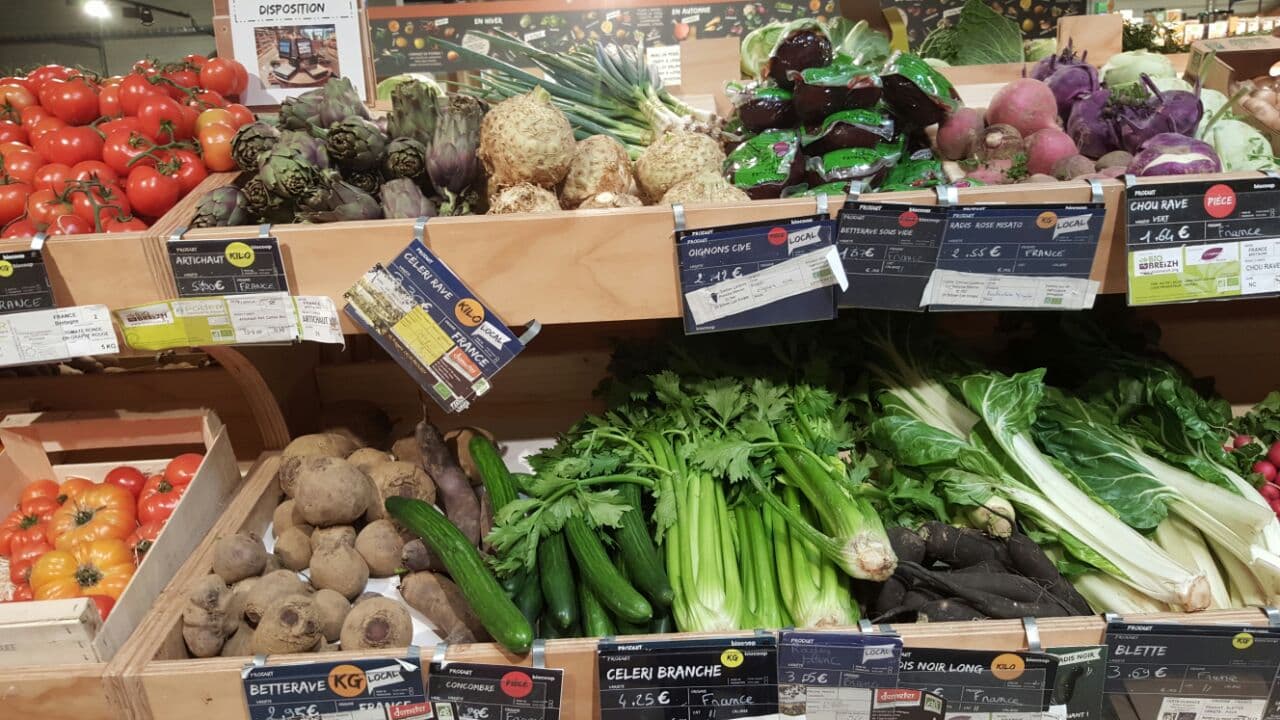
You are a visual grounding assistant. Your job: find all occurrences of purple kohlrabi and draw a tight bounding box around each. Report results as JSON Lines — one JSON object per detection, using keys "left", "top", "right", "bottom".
{"left": 1117, "top": 75, "right": 1203, "bottom": 153}
{"left": 1029, "top": 39, "right": 1090, "bottom": 81}
{"left": 1126, "top": 133, "right": 1222, "bottom": 176}
{"left": 1066, "top": 89, "right": 1120, "bottom": 159}
{"left": 1046, "top": 61, "right": 1100, "bottom": 122}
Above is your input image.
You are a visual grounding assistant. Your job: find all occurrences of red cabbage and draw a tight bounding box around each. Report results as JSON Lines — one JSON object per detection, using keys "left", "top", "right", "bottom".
{"left": 1126, "top": 133, "right": 1222, "bottom": 176}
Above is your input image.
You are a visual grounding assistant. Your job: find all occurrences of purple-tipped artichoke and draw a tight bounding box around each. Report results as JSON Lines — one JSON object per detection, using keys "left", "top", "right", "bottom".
{"left": 231, "top": 122, "right": 281, "bottom": 172}
{"left": 427, "top": 95, "right": 484, "bottom": 215}
{"left": 190, "top": 186, "right": 252, "bottom": 228}
{"left": 384, "top": 137, "right": 429, "bottom": 182}
{"left": 326, "top": 117, "right": 387, "bottom": 172}
{"left": 242, "top": 175, "right": 295, "bottom": 224}
{"left": 275, "top": 130, "right": 331, "bottom": 171}
{"left": 297, "top": 179, "right": 383, "bottom": 223}
{"left": 388, "top": 80, "right": 440, "bottom": 149}
{"left": 260, "top": 146, "right": 329, "bottom": 203}
{"left": 344, "top": 167, "right": 383, "bottom": 195}
{"left": 316, "top": 77, "right": 372, "bottom": 128}
{"left": 279, "top": 90, "right": 325, "bottom": 131}
{"left": 380, "top": 178, "right": 438, "bottom": 219}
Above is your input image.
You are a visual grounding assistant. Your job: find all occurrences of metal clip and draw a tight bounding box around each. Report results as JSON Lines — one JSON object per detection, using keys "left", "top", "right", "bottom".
{"left": 815, "top": 192, "right": 829, "bottom": 216}
{"left": 879, "top": 624, "right": 895, "bottom": 634}
{"left": 531, "top": 638, "right": 546, "bottom": 669}
{"left": 755, "top": 628, "right": 772, "bottom": 638}
{"left": 1088, "top": 178, "right": 1104, "bottom": 204}
{"left": 519, "top": 320, "right": 542, "bottom": 345}
{"left": 168, "top": 227, "right": 188, "bottom": 243}
{"left": 241, "top": 654, "right": 267, "bottom": 678}
{"left": 432, "top": 642, "right": 448, "bottom": 668}
{"left": 1266, "top": 170, "right": 1280, "bottom": 181}
{"left": 858, "top": 619, "right": 874, "bottom": 633}
{"left": 672, "top": 203, "right": 686, "bottom": 232}
{"left": 1263, "top": 607, "right": 1280, "bottom": 627}
{"left": 400, "top": 645, "right": 423, "bottom": 672}
{"left": 414, "top": 216, "right": 429, "bottom": 243}
{"left": 30, "top": 233, "right": 46, "bottom": 252}
{"left": 1103, "top": 612, "right": 1122, "bottom": 625}
{"left": 1022, "top": 616, "right": 1042, "bottom": 652}
{"left": 935, "top": 184, "right": 957, "bottom": 206}
{"left": 845, "top": 180, "right": 863, "bottom": 204}
{"left": 1123, "top": 174, "right": 1138, "bottom": 189}
{"left": 258, "top": 223, "right": 272, "bottom": 239}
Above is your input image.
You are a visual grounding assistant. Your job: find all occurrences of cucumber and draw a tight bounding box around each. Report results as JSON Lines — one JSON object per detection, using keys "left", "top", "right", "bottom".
{"left": 611, "top": 555, "right": 651, "bottom": 635}
{"left": 386, "top": 497, "right": 533, "bottom": 653}
{"left": 564, "top": 515, "right": 653, "bottom": 624}
{"left": 541, "top": 618, "right": 579, "bottom": 639}
{"left": 613, "top": 484, "right": 674, "bottom": 607}
{"left": 578, "top": 581, "right": 616, "bottom": 638}
{"left": 538, "top": 531, "right": 578, "bottom": 630}
{"left": 649, "top": 611, "right": 674, "bottom": 634}
{"left": 470, "top": 435, "right": 518, "bottom": 511}
{"left": 514, "top": 568, "right": 544, "bottom": 627}
{"left": 501, "top": 567, "right": 527, "bottom": 596}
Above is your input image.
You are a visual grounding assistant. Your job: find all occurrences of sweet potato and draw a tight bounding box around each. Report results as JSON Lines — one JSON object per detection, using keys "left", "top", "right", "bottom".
{"left": 416, "top": 421, "right": 481, "bottom": 545}
{"left": 399, "top": 571, "right": 490, "bottom": 643}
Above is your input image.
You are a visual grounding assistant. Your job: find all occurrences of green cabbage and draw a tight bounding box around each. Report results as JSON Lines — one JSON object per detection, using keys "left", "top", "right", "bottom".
{"left": 1202, "top": 118, "right": 1280, "bottom": 171}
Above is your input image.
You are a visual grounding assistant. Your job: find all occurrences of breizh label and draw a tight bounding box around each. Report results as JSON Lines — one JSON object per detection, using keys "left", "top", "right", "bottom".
{"left": 0, "top": 249, "right": 55, "bottom": 315}
{"left": 168, "top": 237, "right": 288, "bottom": 297}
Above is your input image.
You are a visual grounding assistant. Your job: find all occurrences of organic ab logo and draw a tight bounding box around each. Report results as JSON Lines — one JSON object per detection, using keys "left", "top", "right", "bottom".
{"left": 328, "top": 664, "right": 368, "bottom": 697}
{"left": 225, "top": 242, "right": 255, "bottom": 268}
{"left": 1036, "top": 212, "right": 1058, "bottom": 229}
{"left": 0, "top": 260, "right": 12, "bottom": 278}
{"left": 990, "top": 653, "right": 1025, "bottom": 681}
{"left": 455, "top": 298, "right": 484, "bottom": 327}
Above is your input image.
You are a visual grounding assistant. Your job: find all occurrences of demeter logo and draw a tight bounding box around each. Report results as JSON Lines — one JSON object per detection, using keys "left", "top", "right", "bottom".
{"left": 328, "top": 664, "right": 368, "bottom": 697}
{"left": 225, "top": 241, "right": 255, "bottom": 268}
{"left": 990, "top": 653, "right": 1026, "bottom": 681}
{"left": 0, "top": 260, "right": 12, "bottom": 278}
{"left": 454, "top": 298, "right": 484, "bottom": 327}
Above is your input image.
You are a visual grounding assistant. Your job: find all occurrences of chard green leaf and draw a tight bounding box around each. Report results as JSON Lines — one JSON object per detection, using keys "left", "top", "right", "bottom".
{"left": 956, "top": 370, "right": 1047, "bottom": 438}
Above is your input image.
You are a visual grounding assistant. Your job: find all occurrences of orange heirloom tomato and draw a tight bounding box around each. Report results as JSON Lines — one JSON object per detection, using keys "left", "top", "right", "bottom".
{"left": 48, "top": 483, "right": 136, "bottom": 550}
{"left": 30, "top": 538, "right": 136, "bottom": 601}
{"left": 57, "top": 477, "right": 94, "bottom": 504}
{"left": 9, "top": 540, "right": 51, "bottom": 585}
{"left": 0, "top": 507, "right": 49, "bottom": 556}
{"left": 20, "top": 478, "right": 59, "bottom": 507}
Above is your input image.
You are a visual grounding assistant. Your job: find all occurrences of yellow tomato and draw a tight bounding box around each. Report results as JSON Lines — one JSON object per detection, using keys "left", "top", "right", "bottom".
{"left": 48, "top": 483, "right": 136, "bottom": 550}
{"left": 195, "top": 108, "right": 236, "bottom": 133}
{"left": 31, "top": 538, "right": 136, "bottom": 600}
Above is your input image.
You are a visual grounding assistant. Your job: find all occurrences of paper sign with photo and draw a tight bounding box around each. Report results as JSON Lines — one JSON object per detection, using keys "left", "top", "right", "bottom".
{"left": 228, "top": 0, "right": 367, "bottom": 104}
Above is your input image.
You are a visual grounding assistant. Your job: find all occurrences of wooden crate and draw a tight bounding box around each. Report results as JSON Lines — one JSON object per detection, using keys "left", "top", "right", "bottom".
{"left": 0, "top": 410, "right": 241, "bottom": 720}
{"left": 114, "top": 451, "right": 1277, "bottom": 720}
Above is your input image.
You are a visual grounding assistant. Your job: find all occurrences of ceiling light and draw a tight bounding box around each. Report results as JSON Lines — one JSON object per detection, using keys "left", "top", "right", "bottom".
{"left": 83, "top": 0, "right": 111, "bottom": 18}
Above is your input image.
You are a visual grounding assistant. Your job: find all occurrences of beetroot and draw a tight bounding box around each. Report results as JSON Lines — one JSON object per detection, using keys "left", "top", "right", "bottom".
{"left": 769, "top": 30, "right": 832, "bottom": 90}
{"left": 1025, "top": 128, "right": 1079, "bottom": 176}
{"left": 986, "top": 78, "right": 1061, "bottom": 137}
{"left": 1052, "top": 154, "right": 1095, "bottom": 180}
{"left": 1095, "top": 150, "right": 1133, "bottom": 169}
{"left": 937, "top": 107, "right": 984, "bottom": 160}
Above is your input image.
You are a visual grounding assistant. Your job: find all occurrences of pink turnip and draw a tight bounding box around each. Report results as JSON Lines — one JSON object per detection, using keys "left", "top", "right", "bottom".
{"left": 1270, "top": 441, "right": 1280, "bottom": 466}
{"left": 966, "top": 157, "right": 1014, "bottom": 184}
{"left": 1025, "top": 128, "right": 1079, "bottom": 176}
{"left": 980, "top": 124, "right": 1024, "bottom": 160}
{"left": 1256, "top": 460, "right": 1279, "bottom": 484}
{"left": 1052, "top": 154, "right": 1095, "bottom": 180}
{"left": 986, "top": 78, "right": 1061, "bottom": 137}
{"left": 937, "top": 107, "right": 985, "bottom": 160}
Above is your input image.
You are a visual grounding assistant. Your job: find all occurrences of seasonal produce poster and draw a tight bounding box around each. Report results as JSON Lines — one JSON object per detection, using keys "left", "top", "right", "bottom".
{"left": 228, "top": 0, "right": 367, "bottom": 105}
{"left": 887, "top": 0, "right": 1085, "bottom": 47}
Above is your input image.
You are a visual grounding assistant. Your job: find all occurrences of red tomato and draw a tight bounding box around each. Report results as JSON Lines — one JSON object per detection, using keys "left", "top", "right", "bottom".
{"left": 138, "top": 474, "right": 187, "bottom": 524}
{"left": 29, "top": 116, "right": 68, "bottom": 147}
{"left": 71, "top": 160, "right": 119, "bottom": 186}
{"left": 42, "top": 126, "right": 104, "bottom": 166}
{"left": 137, "top": 95, "right": 189, "bottom": 143}
{"left": 102, "top": 215, "right": 147, "bottom": 232}
{"left": 0, "top": 120, "right": 26, "bottom": 145}
{"left": 126, "top": 165, "right": 179, "bottom": 218}
{"left": 197, "top": 122, "right": 237, "bottom": 172}
{"left": 190, "top": 90, "right": 227, "bottom": 111}
{"left": 0, "top": 181, "right": 29, "bottom": 225}
{"left": 25, "top": 65, "right": 70, "bottom": 94}
{"left": 183, "top": 54, "right": 208, "bottom": 69}
{"left": 164, "top": 453, "right": 203, "bottom": 486}
{"left": 102, "top": 130, "right": 156, "bottom": 176}
{"left": 160, "top": 149, "right": 208, "bottom": 194}
{"left": 18, "top": 105, "right": 49, "bottom": 129}
{"left": 0, "top": 83, "right": 38, "bottom": 123}
{"left": 88, "top": 595, "right": 115, "bottom": 620}
{"left": 119, "top": 73, "right": 162, "bottom": 116}
{"left": 231, "top": 61, "right": 249, "bottom": 98}
{"left": 161, "top": 67, "right": 200, "bottom": 101}
{"left": 98, "top": 84, "right": 122, "bottom": 117}
{"left": 225, "top": 103, "right": 255, "bottom": 128}
{"left": 70, "top": 183, "right": 130, "bottom": 227}
{"left": 199, "top": 58, "right": 246, "bottom": 98}
{"left": 0, "top": 76, "right": 31, "bottom": 91}
{"left": 127, "top": 519, "right": 165, "bottom": 558}
{"left": 104, "top": 466, "right": 147, "bottom": 498}
{"left": 9, "top": 541, "right": 50, "bottom": 584}
{"left": 20, "top": 480, "right": 59, "bottom": 508}
{"left": 32, "top": 163, "right": 72, "bottom": 194}
{"left": 132, "top": 58, "right": 155, "bottom": 74}
{"left": 25, "top": 189, "right": 73, "bottom": 228}
{"left": 38, "top": 77, "right": 100, "bottom": 126}
{"left": 6, "top": 583, "right": 33, "bottom": 602}
{"left": 97, "top": 116, "right": 143, "bottom": 137}
{"left": 1, "top": 149, "right": 44, "bottom": 184}
{"left": 1, "top": 218, "right": 37, "bottom": 238}
{"left": 47, "top": 214, "right": 91, "bottom": 235}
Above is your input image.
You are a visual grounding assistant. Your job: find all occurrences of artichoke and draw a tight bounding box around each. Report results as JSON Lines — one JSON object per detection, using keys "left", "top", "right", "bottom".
{"left": 260, "top": 146, "right": 329, "bottom": 203}
{"left": 384, "top": 137, "right": 429, "bottom": 182}
{"left": 326, "top": 117, "right": 387, "bottom": 172}
{"left": 297, "top": 179, "right": 384, "bottom": 223}
{"left": 190, "top": 186, "right": 252, "bottom": 228}
{"left": 344, "top": 167, "right": 383, "bottom": 195}
{"left": 275, "top": 130, "right": 330, "bottom": 170}
{"left": 242, "top": 175, "right": 296, "bottom": 224}
{"left": 380, "top": 178, "right": 438, "bottom": 219}
{"left": 316, "top": 77, "right": 371, "bottom": 128}
{"left": 231, "top": 122, "right": 281, "bottom": 172}
{"left": 279, "top": 90, "right": 324, "bottom": 131}
{"left": 428, "top": 95, "right": 485, "bottom": 216}
{"left": 388, "top": 80, "right": 440, "bottom": 148}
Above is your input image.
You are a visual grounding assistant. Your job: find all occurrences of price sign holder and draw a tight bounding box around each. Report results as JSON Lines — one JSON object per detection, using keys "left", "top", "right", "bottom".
{"left": 674, "top": 199, "right": 846, "bottom": 335}
{"left": 241, "top": 651, "right": 430, "bottom": 720}
{"left": 0, "top": 238, "right": 54, "bottom": 315}
{"left": 1124, "top": 175, "right": 1280, "bottom": 306}
{"left": 896, "top": 646, "right": 1058, "bottom": 714}
{"left": 597, "top": 634, "right": 779, "bottom": 720}
{"left": 427, "top": 643, "right": 563, "bottom": 720}
{"left": 167, "top": 225, "right": 289, "bottom": 298}
{"left": 778, "top": 630, "right": 904, "bottom": 720}
{"left": 835, "top": 187, "right": 948, "bottom": 311}
{"left": 1102, "top": 617, "right": 1280, "bottom": 720}
{"left": 343, "top": 218, "right": 539, "bottom": 413}
{"left": 1047, "top": 645, "right": 1107, "bottom": 720}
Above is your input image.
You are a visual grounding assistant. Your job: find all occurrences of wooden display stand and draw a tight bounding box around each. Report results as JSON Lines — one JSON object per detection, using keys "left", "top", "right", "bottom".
{"left": 0, "top": 409, "right": 241, "bottom": 720}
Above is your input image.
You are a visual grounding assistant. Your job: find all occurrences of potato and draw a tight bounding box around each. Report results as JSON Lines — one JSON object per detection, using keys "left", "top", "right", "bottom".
{"left": 221, "top": 622, "right": 254, "bottom": 657}
{"left": 313, "top": 588, "right": 351, "bottom": 643}
{"left": 356, "top": 520, "right": 406, "bottom": 578}
{"left": 275, "top": 527, "right": 313, "bottom": 571}
{"left": 347, "top": 448, "right": 393, "bottom": 475}
{"left": 182, "top": 575, "right": 230, "bottom": 657}
{"left": 310, "top": 544, "right": 369, "bottom": 600}
{"left": 321, "top": 400, "right": 393, "bottom": 450}
{"left": 212, "top": 532, "right": 267, "bottom": 584}
{"left": 365, "top": 461, "right": 436, "bottom": 522}
{"left": 311, "top": 525, "right": 356, "bottom": 551}
{"left": 252, "top": 594, "right": 322, "bottom": 655}
{"left": 294, "top": 457, "right": 373, "bottom": 527}
{"left": 340, "top": 597, "right": 413, "bottom": 650}
{"left": 244, "top": 570, "right": 310, "bottom": 625}
{"left": 399, "top": 572, "right": 490, "bottom": 643}
{"left": 279, "top": 433, "right": 360, "bottom": 497}
{"left": 272, "top": 500, "right": 312, "bottom": 538}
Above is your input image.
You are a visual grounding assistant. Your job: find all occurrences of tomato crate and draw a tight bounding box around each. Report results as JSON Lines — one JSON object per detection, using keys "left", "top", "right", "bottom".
{"left": 0, "top": 409, "right": 240, "bottom": 720}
